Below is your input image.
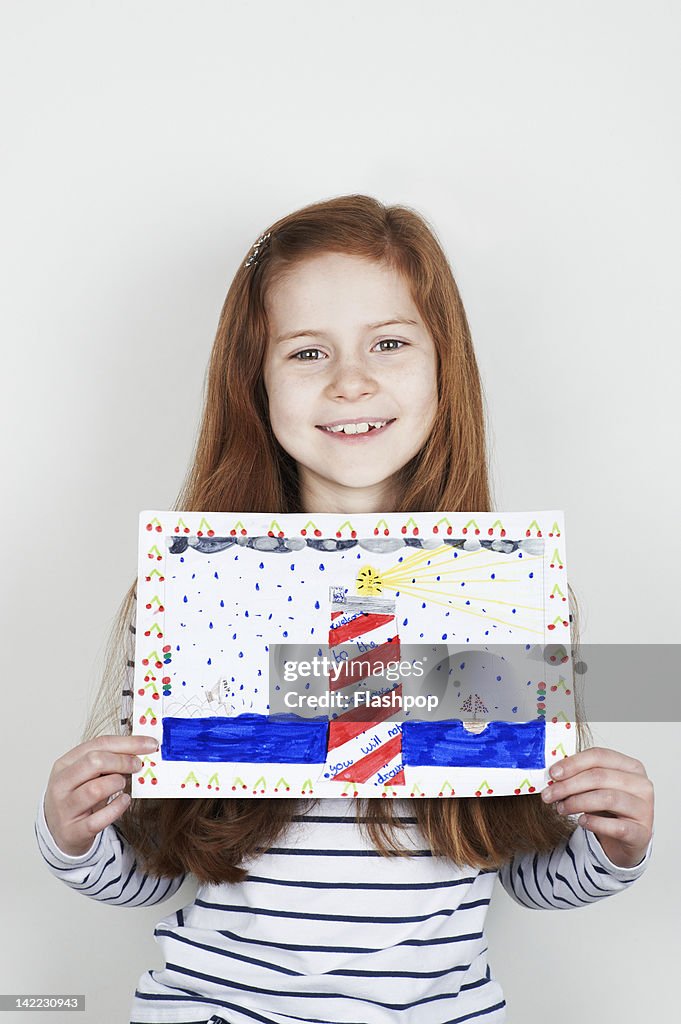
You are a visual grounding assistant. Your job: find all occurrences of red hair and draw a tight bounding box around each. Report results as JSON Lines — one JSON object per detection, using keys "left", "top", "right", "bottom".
{"left": 85, "top": 194, "right": 590, "bottom": 883}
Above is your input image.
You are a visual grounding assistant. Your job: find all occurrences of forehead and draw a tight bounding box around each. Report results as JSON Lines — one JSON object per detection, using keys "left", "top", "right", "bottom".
{"left": 265, "top": 253, "right": 419, "bottom": 329}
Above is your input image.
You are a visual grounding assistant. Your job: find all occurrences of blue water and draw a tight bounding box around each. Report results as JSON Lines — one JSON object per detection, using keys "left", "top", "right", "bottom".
{"left": 161, "top": 713, "right": 329, "bottom": 763}
{"left": 402, "top": 719, "right": 545, "bottom": 768}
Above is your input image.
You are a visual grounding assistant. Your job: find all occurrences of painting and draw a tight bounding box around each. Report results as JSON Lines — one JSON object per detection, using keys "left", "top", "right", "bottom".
{"left": 130, "top": 510, "right": 576, "bottom": 798}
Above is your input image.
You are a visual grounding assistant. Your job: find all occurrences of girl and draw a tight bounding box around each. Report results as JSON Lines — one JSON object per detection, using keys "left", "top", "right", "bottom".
{"left": 36, "top": 194, "right": 654, "bottom": 1024}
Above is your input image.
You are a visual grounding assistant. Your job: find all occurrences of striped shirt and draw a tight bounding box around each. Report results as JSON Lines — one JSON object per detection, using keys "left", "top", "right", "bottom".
{"left": 34, "top": 620, "right": 653, "bottom": 1023}
{"left": 35, "top": 792, "right": 653, "bottom": 1024}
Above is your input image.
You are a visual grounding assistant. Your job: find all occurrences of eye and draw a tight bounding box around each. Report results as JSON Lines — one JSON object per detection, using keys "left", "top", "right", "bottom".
{"left": 291, "top": 348, "right": 325, "bottom": 361}
{"left": 289, "top": 339, "right": 406, "bottom": 361}
{"left": 375, "top": 338, "right": 405, "bottom": 351}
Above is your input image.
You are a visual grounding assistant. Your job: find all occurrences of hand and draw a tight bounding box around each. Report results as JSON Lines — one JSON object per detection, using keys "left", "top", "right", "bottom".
{"left": 43, "top": 735, "right": 159, "bottom": 857}
{"left": 541, "top": 746, "right": 654, "bottom": 868}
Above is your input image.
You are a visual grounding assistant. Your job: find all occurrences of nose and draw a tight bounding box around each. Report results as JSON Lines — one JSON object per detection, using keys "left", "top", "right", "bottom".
{"left": 326, "top": 356, "right": 378, "bottom": 401}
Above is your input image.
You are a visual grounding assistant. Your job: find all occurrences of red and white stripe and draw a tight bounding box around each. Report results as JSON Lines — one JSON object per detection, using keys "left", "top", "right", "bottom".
{"left": 325, "top": 602, "right": 406, "bottom": 788}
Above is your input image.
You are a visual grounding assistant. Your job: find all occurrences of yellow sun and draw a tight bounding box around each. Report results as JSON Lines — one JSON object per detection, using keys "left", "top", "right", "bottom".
{"left": 356, "top": 565, "right": 383, "bottom": 595}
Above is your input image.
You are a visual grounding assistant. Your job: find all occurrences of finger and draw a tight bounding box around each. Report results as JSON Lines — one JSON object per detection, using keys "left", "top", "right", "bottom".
{"left": 90, "top": 779, "right": 132, "bottom": 815}
{"left": 89, "top": 775, "right": 135, "bottom": 815}
{"left": 550, "top": 746, "right": 647, "bottom": 781}
{"left": 54, "top": 734, "right": 158, "bottom": 771}
{"left": 90, "top": 790, "right": 125, "bottom": 815}
{"left": 544, "top": 767, "right": 653, "bottom": 804}
{"left": 52, "top": 750, "right": 149, "bottom": 801}
{"left": 553, "top": 788, "right": 651, "bottom": 824}
{"left": 69, "top": 791, "right": 132, "bottom": 849}
{"left": 69, "top": 773, "right": 132, "bottom": 818}
{"left": 575, "top": 811, "right": 650, "bottom": 849}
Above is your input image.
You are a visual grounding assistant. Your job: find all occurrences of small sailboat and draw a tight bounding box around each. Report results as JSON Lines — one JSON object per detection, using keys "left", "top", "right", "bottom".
{"left": 460, "top": 692, "right": 489, "bottom": 734}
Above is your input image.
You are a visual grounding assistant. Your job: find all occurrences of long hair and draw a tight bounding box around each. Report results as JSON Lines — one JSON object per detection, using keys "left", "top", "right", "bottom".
{"left": 84, "top": 194, "right": 592, "bottom": 884}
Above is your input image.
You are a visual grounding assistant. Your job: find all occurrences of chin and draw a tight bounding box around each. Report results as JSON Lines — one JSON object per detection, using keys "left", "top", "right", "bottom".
{"left": 322, "top": 470, "right": 400, "bottom": 491}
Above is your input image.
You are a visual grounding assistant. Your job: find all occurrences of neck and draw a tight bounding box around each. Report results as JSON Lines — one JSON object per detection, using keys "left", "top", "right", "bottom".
{"left": 299, "top": 472, "right": 397, "bottom": 516}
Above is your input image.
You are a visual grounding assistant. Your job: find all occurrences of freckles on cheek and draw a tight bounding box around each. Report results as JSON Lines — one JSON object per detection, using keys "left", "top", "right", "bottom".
{"left": 268, "top": 394, "right": 298, "bottom": 435}
{"left": 409, "top": 374, "right": 435, "bottom": 407}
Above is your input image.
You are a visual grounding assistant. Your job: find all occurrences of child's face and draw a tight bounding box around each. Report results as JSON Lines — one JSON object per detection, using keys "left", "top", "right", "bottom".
{"left": 262, "top": 252, "right": 438, "bottom": 513}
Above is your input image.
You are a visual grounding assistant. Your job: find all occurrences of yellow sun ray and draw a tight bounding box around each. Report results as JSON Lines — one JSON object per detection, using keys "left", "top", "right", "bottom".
{"left": 375, "top": 583, "right": 545, "bottom": 633}
{"left": 378, "top": 580, "right": 542, "bottom": 614}
{"left": 381, "top": 554, "right": 543, "bottom": 582}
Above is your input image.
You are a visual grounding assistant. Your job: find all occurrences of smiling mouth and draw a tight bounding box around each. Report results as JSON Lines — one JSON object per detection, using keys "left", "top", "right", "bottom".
{"left": 316, "top": 418, "right": 397, "bottom": 439}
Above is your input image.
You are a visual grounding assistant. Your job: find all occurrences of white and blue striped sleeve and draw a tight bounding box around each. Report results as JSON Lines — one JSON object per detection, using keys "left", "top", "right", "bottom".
{"left": 497, "top": 822, "right": 654, "bottom": 910}
{"left": 34, "top": 786, "right": 187, "bottom": 907}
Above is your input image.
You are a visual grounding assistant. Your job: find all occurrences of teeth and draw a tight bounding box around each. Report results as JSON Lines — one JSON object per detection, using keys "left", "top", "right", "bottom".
{"left": 323, "top": 420, "right": 388, "bottom": 434}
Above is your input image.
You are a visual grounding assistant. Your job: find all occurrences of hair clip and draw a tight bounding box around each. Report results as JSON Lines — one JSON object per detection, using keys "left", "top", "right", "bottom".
{"left": 244, "top": 231, "right": 271, "bottom": 268}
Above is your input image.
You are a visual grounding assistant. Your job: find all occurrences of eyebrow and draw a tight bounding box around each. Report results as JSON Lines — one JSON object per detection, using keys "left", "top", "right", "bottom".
{"left": 275, "top": 318, "right": 419, "bottom": 344}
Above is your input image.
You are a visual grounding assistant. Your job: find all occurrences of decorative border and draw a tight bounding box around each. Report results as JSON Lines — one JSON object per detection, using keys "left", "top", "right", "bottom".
{"left": 132, "top": 510, "right": 574, "bottom": 798}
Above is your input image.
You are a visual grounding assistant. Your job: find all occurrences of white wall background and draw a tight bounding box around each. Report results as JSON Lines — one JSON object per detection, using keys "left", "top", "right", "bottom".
{"left": 2, "top": 1, "right": 679, "bottom": 1021}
